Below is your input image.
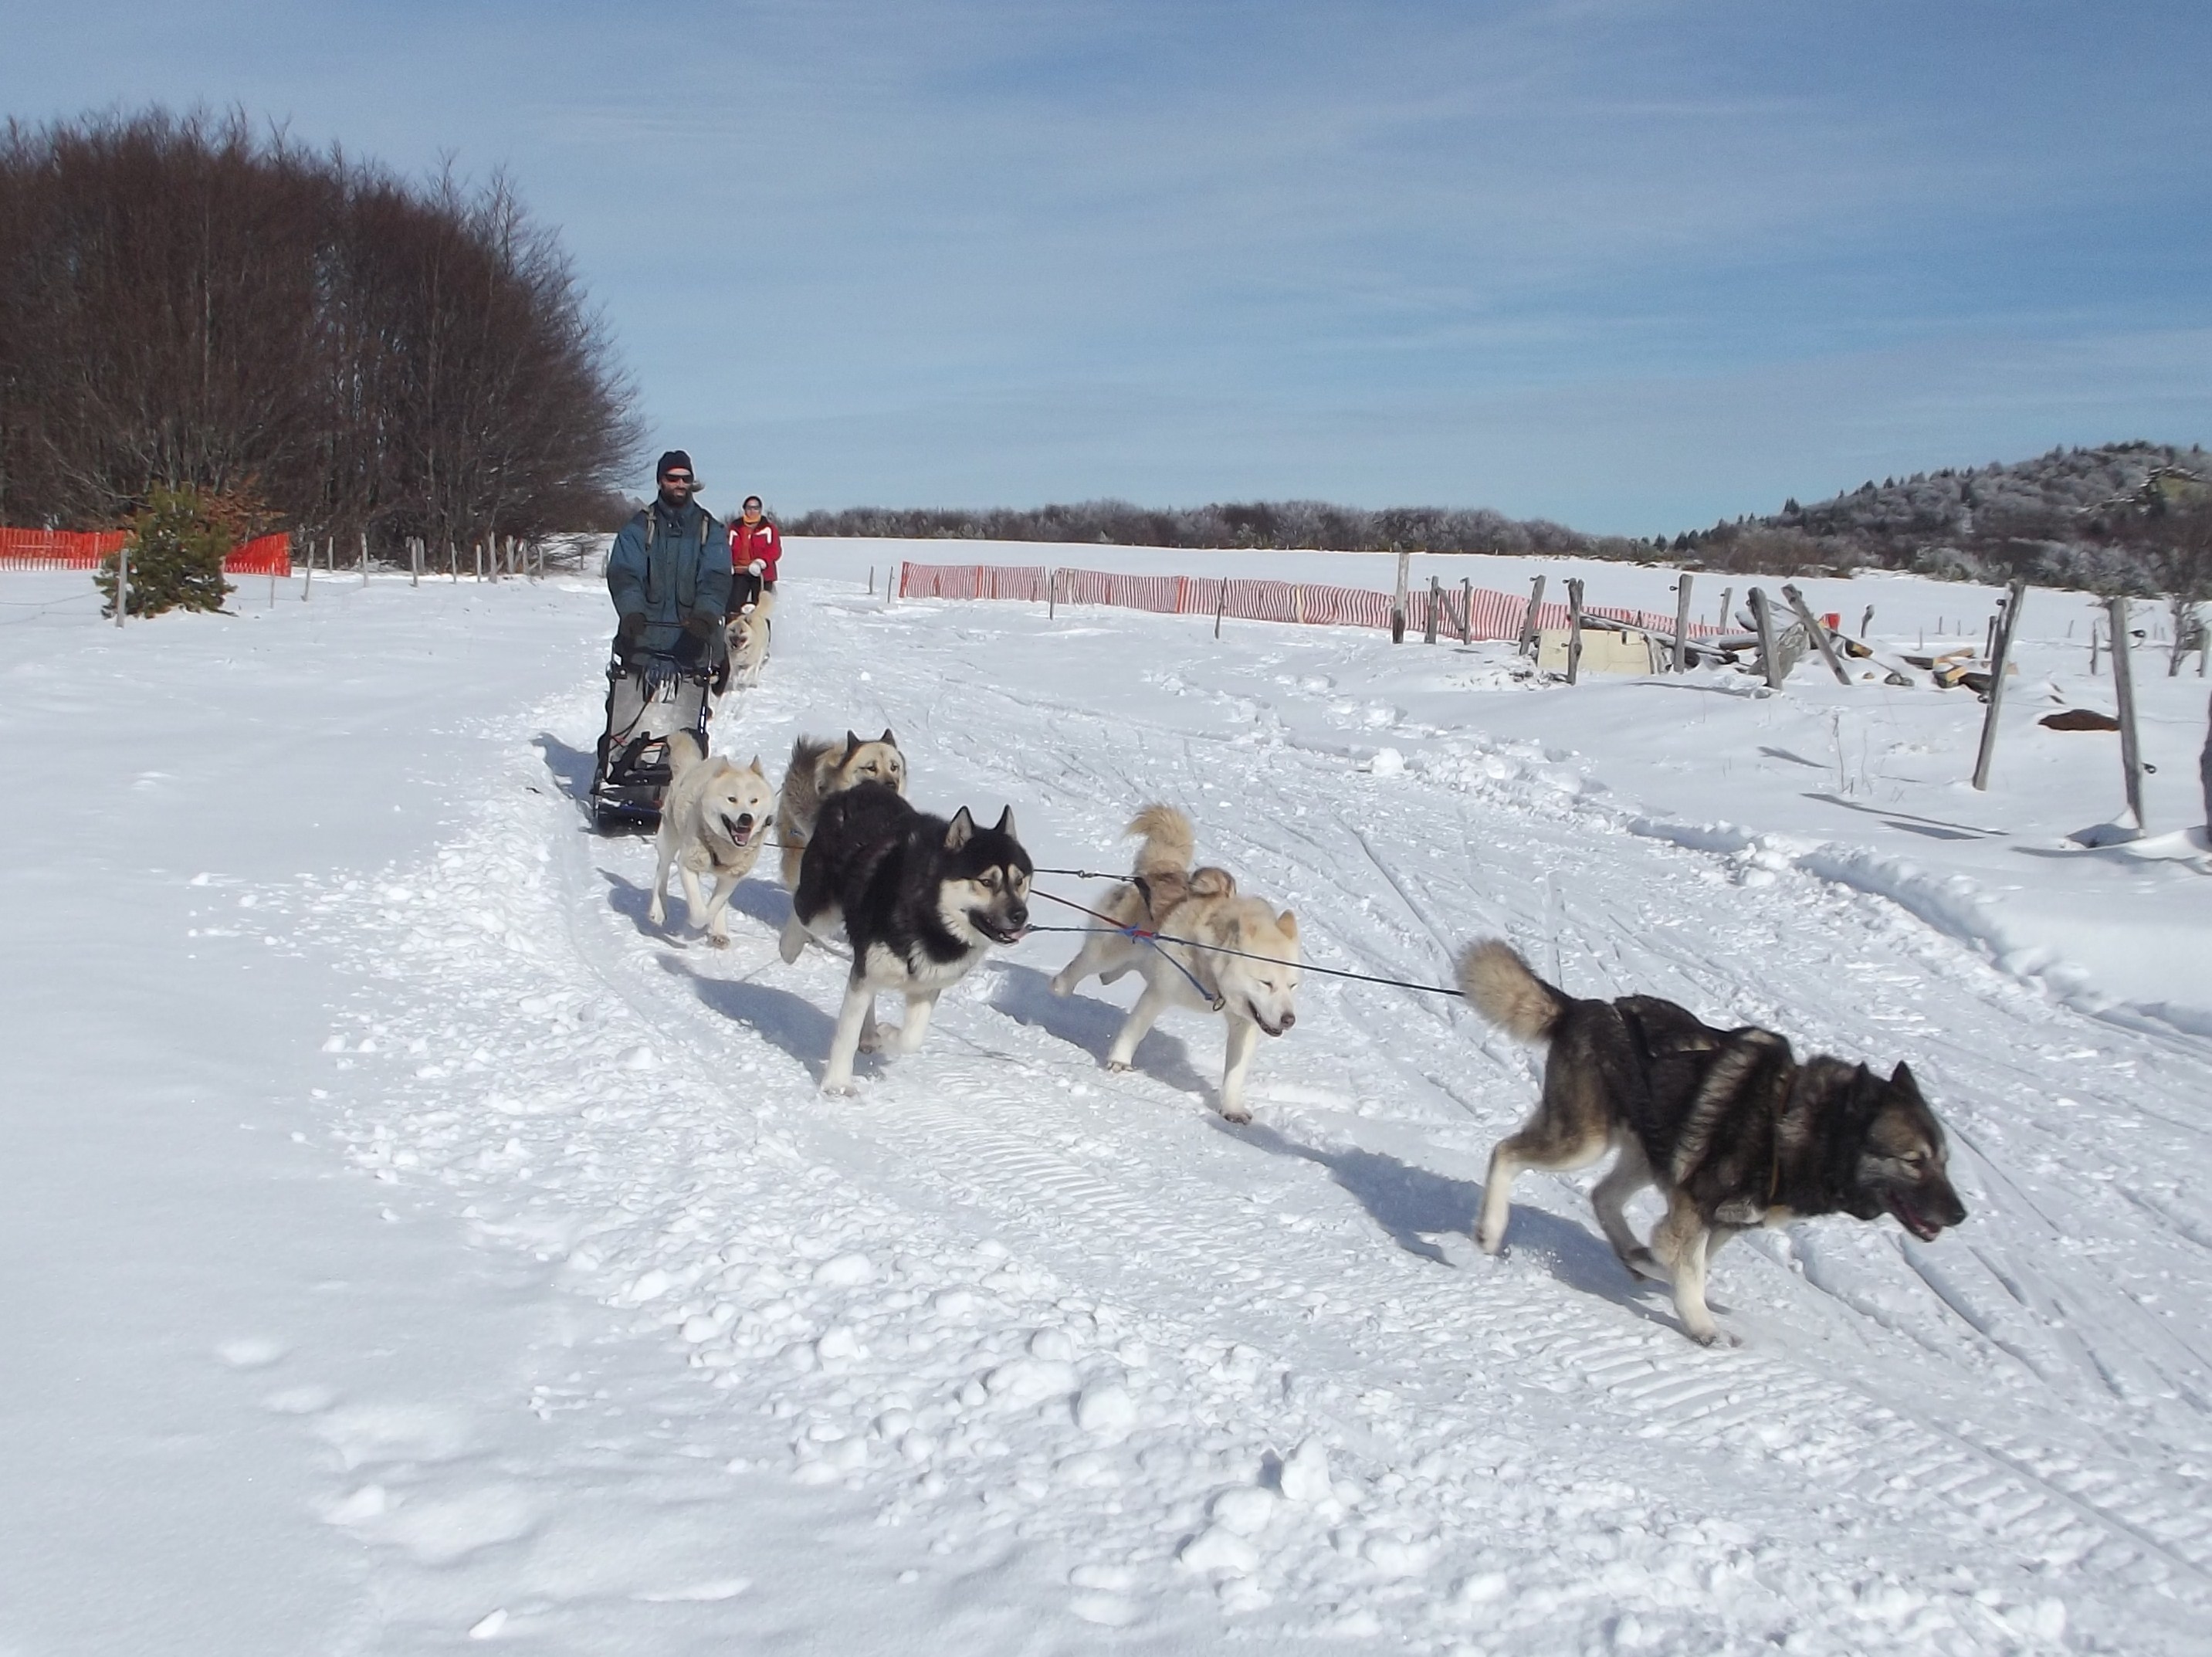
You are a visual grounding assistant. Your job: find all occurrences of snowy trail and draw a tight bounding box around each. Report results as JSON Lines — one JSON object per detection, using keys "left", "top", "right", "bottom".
{"left": 282, "top": 581, "right": 2210, "bottom": 1653}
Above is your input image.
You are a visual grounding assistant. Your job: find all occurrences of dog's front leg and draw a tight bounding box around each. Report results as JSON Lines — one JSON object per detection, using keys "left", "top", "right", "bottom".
{"left": 1216, "top": 1015, "right": 1260, "bottom": 1124}
{"left": 1657, "top": 1194, "right": 1733, "bottom": 1346}
{"left": 679, "top": 864, "right": 709, "bottom": 929}
{"left": 1105, "top": 981, "right": 1171, "bottom": 1072}
{"left": 702, "top": 871, "right": 740, "bottom": 945}
{"left": 1049, "top": 935, "right": 1111, "bottom": 998}
{"left": 1474, "top": 1138, "right": 1523, "bottom": 1255}
{"left": 893, "top": 989, "right": 941, "bottom": 1054}
{"left": 821, "top": 978, "right": 876, "bottom": 1093}
{"left": 648, "top": 835, "right": 678, "bottom": 929}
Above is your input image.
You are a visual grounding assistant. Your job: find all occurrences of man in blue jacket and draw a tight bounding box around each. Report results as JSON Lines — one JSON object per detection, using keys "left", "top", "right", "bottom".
{"left": 592, "top": 451, "right": 733, "bottom": 823}
{"left": 607, "top": 450, "right": 733, "bottom": 666}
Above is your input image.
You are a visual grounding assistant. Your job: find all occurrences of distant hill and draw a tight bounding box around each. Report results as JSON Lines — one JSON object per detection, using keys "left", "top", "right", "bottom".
{"left": 1677, "top": 441, "right": 2210, "bottom": 595}
{"left": 787, "top": 440, "right": 2210, "bottom": 598}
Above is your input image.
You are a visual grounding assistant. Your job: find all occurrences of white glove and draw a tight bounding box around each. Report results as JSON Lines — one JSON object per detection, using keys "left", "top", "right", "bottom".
{"left": 747, "top": 560, "right": 766, "bottom": 575}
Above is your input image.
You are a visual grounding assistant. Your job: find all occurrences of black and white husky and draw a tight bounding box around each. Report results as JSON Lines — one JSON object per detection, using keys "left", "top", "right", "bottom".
{"left": 779, "top": 782, "right": 1031, "bottom": 1093}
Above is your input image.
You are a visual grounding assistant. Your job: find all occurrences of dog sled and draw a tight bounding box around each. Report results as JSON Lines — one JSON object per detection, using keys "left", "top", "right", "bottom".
{"left": 589, "top": 652, "right": 715, "bottom": 832}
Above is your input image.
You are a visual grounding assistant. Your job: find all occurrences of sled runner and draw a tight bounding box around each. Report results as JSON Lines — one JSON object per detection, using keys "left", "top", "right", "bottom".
{"left": 590, "top": 652, "right": 714, "bottom": 832}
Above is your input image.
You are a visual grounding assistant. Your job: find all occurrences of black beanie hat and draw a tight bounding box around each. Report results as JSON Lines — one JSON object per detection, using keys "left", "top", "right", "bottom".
{"left": 655, "top": 449, "right": 695, "bottom": 481}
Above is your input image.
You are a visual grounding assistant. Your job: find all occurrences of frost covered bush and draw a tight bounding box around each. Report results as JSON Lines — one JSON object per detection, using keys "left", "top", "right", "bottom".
{"left": 98, "top": 484, "right": 247, "bottom": 618}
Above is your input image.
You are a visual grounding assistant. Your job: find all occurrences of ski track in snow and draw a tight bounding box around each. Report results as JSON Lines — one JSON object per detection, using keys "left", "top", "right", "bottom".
{"left": 277, "top": 588, "right": 2210, "bottom": 1655}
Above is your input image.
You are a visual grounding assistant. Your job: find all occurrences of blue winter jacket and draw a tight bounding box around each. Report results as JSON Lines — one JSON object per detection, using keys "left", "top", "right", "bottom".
{"left": 606, "top": 498, "right": 733, "bottom": 661}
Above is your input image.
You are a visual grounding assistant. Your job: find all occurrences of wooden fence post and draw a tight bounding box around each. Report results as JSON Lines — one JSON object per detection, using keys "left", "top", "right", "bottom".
{"left": 1717, "top": 586, "right": 1733, "bottom": 631}
{"left": 1565, "top": 578, "right": 1584, "bottom": 684}
{"left": 411, "top": 537, "right": 421, "bottom": 587}
{"left": 1517, "top": 574, "right": 1546, "bottom": 656}
{"left": 2108, "top": 595, "right": 2146, "bottom": 830}
{"left": 450, "top": 540, "right": 458, "bottom": 582}
{"left": 1424, "top": 575, "right": 1440, "bottom": 643}
{"left": 1749, "top": 588, "right": 1781, "bottom": 689}
{"left": 1780, "top": 584, "right": 1852, "bottom": 684}
{"left": 1460, "top": 577, "right": 1473, "bottom": 645}
{"left": 2200, "top": 688, "right": 2210, "bottom": 828}
{"left": 1391, "top": 545, "right": 1408, "bottom": 643}
{"left": 1672, "top": 573, "right": 1694, "bottom": 673}
{"left": 115, "top": 539, "right": 128, "bottom": 627}
{"left": 1971, "top": 578, "right": 2028, "bottom": 790}
{"left": 303, "top": 534, "right": 313, "bottom": 601}
{"left": 361, "top": 530, "right": 369, "bottom": 585}
{"left": 1214, "top": 578, "right": 1227, "bottom": 639}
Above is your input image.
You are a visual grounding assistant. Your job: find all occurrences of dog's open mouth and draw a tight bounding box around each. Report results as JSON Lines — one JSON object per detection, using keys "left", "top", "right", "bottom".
{"left": 1887, "top": 1191, "right": 1944, "bottom": 1241}
{"left": 974, "top": 915, "right": 1028, "bottom": 945}
{"left": 723, "top": 818, "right": 757, "bottom": 846}
{"left": 1246, "top": 1001, "right": 1292, "bottom": 1037}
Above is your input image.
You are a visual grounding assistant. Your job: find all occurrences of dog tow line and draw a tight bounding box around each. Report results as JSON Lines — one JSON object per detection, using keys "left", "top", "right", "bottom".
{"left": 1027, "top": 886, "right": 1467, "bottom": 1002}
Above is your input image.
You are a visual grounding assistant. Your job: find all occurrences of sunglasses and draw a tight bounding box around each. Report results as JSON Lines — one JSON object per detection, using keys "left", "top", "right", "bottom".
{"left": 660, "top": 473, "right": 694, "bottom": 485}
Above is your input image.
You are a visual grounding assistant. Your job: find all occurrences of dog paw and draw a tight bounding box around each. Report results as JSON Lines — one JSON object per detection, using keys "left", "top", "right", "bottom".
{"left": 1048, "top": 977, "right": 1073, "bottom": 998}
{"left": 1687, "top": 1327, "right": 1739, "bottom": 1349}
{"left": 1104, "top": 1059, "right": 1132, "bottom": 1074}
{"left": 857, "top": 1028, "right": 888, "bottom": 1054}
{"left": 647, "top": 903, "right": 666, "bottom": 927}
{"left": 1475, "top": 1226, "right": 1505, "bottom": 1256}
{"left": 819, "top": 1078, "right": 857, "bottom": 1097}
{"left": 706, "top": 931, "right": 730, "bottom": 949}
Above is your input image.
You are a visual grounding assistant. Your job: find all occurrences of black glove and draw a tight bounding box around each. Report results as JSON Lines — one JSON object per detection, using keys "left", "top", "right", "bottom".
{"left": 616, "top": 612, "right": 645, "bottom": 648}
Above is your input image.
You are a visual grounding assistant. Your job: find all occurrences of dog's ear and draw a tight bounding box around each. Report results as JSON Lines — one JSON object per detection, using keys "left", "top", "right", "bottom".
{"left": 945, "top": 807, "right": 975, "bottom": 850}
{"left": 1889, "top": 1059, "right": 1919, "bottom": 1096}
{"left": 748, "top": 755, "right": 765, "bottom": 775}
{"left": 1278, "top": 909, "right": 1299, "bottom": 939}
{"left": 993, "top": 805, "right": 1017, "bottom": 839}
{"left": 879, "top": 728, "right": 897, "bottom": 748}
{"left": 844, "top": 730, "right": 862, "bottom": 757}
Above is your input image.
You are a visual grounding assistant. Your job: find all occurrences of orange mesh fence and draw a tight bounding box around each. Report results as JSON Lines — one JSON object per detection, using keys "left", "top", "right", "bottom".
{"left": 897, "top": 561, "right": 1716, "bottom": 641}
{"left": 0, "top": 527, "right": 292, "bottom": 575}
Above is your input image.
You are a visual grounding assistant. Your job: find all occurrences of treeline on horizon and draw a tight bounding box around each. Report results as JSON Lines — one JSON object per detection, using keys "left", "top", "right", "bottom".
{"left": 0, "top": 108, "right": 639, "bottom": 552}
{"left": 791, "top": 442, "right": 2210, "bottom": 601}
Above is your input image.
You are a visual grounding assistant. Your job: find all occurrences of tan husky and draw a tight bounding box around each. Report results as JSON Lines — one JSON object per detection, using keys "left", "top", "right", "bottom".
{"left": 648, "top": 734, "right": 774, "bottom": 946}
{"left": 776, "top": 729, "right": 906, "bottom": 887}
{"left": 723, "top": 600, "right": 771, "bottom": 690}
{"left": 1051, "top": 805, "right": 1301, "bottom": 1123}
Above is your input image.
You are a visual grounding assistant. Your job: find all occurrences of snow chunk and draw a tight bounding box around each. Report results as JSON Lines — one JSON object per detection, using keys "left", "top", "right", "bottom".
{"left": 984, "top": 1357, "right": 1078, "bottom": 1401}
{"left": 1279, "top": 1438, "right": 1332, "bottom": 1503}
{"left": 1364, "top": 747, "right": 1406, "bottom": 777}
{"left": 811, "top": 1252, "right": 876, "bottom": 1288}
{"left": 1076, "top": 1383, "right": 1136, "bottom": 1432}
{"left": 1178, "top": 1524, "right": 1258, "bottom": 1575}
{"left": 1210, "top": 1486, "right": 1276, "bottom": 1537}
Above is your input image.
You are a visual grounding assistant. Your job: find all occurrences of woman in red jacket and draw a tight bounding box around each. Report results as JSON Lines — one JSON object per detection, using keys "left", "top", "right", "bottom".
{"left": 730, "top": 495, "right": 780, "bottom": 613}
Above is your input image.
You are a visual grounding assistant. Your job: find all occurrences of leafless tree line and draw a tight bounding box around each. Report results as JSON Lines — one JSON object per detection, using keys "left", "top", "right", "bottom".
{"left": 0, "top": 107, "right": 639, "bottom": 553}
{"left": 790, "top": 499, "right": 1603, "bottom": 557}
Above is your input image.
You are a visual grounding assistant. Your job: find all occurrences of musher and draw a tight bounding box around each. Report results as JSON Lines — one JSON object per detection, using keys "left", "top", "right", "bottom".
{"left": 591, "top": 451, "right": 733, "bottom": 822}
{"left": 730, "top": 493, "right": 781, "bottom": 614}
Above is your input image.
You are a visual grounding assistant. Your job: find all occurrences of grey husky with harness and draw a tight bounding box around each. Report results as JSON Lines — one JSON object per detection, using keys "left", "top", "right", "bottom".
{"left": 1050, "top": 805, "right": 1302, "bottom": 1124}
{"left": 1457, "top": 939, "right": 1967, "bottom": 1345}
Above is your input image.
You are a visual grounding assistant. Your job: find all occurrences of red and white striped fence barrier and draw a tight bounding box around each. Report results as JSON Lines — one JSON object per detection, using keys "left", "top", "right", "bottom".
{"left": 896, "top": 560, "right": 1716, "bottom": 642}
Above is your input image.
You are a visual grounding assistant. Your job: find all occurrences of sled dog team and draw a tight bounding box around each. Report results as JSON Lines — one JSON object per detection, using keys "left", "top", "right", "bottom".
{"left": 646, "top": 727, "right": 1967, "bottom": 1346}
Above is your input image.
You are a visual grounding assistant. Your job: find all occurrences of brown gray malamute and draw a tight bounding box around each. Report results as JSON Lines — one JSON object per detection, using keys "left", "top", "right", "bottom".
{"left": 1458, "top": 939, "right": 1966, "bottom": 1345}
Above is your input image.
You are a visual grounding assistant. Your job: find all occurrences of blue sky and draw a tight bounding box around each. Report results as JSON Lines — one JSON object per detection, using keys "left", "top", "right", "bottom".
{"left": 5, "top": 0, "right": 2207, "bottom": 531}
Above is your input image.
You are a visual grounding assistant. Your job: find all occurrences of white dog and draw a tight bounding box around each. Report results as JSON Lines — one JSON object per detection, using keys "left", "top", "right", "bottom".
{"left": 648, "top": 733, "right": 774, "bottom": 946}
{"left": 1050, "top": 805, "right": 1301, "bottom": 1123}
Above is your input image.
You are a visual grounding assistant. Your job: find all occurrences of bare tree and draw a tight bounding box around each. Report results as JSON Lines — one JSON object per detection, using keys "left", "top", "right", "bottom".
{"left": 0, "top": 107, "right": 639, "bottom": 552}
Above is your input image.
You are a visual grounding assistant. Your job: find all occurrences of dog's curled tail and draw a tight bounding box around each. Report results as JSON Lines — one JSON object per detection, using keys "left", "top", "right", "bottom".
{"left": 666, "top": 730, "right": 705, "bottom": 781}
{"left": 1124, "top": 802, "right": 1195, "bottom": 876}
{"left": 1456, "top": 939, "right": 1567, "bottom": 1043}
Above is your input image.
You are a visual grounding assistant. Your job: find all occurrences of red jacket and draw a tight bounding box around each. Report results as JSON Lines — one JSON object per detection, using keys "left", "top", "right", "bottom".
{"left": 733, "top": 518, "right": 781, "bottom": 583}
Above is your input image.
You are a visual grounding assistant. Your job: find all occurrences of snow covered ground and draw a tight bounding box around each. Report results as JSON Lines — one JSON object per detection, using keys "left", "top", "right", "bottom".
{"left": 2, "top": 548, "right": 2207, "bottom": 1656}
